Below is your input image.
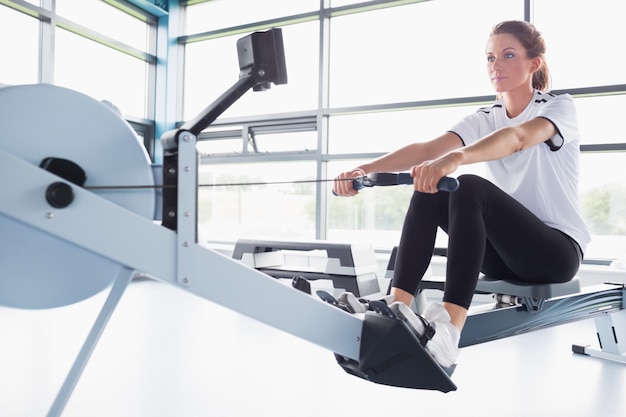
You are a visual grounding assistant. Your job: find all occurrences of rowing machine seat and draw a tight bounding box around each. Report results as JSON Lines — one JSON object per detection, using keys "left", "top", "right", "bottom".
{"left": 476, "top": 275, "right": 581, "bottom": 299}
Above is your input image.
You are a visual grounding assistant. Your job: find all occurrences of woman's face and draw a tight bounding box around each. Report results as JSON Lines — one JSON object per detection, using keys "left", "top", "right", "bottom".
{"left": 486, "top": 33, "right": 538, "bottom": 95}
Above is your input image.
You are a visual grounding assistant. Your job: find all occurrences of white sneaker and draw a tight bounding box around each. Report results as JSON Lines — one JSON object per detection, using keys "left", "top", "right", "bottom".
{"left": 337, "top": 292, "right": 395, "bottom": 314}
{"left": 390, "top": 302, "right": 460, "bottom": 368}
{"left": 337, "top": 292, "right": 368, "bottom": 313}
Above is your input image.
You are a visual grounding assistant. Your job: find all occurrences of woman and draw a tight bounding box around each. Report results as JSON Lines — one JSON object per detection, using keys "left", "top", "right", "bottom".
{"left": 333, "top": 20, "right": 590, "bottom": 367}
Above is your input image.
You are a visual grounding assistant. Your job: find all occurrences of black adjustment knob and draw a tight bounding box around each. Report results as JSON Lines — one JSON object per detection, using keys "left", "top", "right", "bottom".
{"left": 46, "top": 182, "right": 74, "bottom": 208}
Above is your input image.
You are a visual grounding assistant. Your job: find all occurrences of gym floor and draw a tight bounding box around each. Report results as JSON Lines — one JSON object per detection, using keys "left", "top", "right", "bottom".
{"left": 1, "top": 276, "right": 624, "bottom": 417}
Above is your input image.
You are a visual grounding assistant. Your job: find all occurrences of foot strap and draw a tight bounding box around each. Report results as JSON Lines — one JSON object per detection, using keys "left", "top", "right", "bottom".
{"left": 415, "top": 314, "right": 436, "bottom": 347}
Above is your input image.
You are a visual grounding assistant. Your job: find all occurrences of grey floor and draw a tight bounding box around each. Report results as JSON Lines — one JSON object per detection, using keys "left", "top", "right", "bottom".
{"left": 1, "top": 277, "right": 625, "bottom": 417}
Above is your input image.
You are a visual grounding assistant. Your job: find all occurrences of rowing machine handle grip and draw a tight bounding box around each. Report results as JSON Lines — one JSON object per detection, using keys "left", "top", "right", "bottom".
{"left": 437, "top": 176, "right": 460, "bottom": 192}
{"left": 332, "top": 172, "right": 459, "bottom": 195}
{"left": 354, "top": 172, "right": 459, "bottom": 192}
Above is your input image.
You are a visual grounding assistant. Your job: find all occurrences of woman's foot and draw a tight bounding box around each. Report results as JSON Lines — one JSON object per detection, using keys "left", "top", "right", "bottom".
{"left": 391, "top": 302, "right": 460, "bottom": 367}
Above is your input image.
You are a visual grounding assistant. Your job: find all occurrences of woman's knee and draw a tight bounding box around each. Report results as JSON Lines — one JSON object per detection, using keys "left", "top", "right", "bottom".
{"left": 449, "top": 174, "right": 489, "bottom": 205}
{"left": 456, "top": 174, "right": 491, "bottom": 192}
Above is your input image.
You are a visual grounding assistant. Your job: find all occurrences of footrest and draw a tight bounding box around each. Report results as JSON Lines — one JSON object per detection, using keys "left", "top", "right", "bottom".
{"left": 315, "top": 287, "right": 457, "bottom": 392}
{"left": 335, "top": 311, "right": 457, "bottom": 393}
{"left": 476, "top": 275, "right": 581, "bottom": 299}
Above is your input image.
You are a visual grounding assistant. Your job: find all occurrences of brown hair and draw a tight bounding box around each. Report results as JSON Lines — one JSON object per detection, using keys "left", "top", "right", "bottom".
{"left": 491, "top": 20, "right": 551, "bottom": 92}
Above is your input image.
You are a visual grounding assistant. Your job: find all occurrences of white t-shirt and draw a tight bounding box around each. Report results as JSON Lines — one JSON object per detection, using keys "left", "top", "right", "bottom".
{"left": 448, "top": 90, "right": 591, "bottom": 253}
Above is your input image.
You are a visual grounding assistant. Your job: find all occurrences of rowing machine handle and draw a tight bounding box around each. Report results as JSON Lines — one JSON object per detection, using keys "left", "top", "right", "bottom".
{"left": 334, "top": 172, "right": 459, "bottom": 195}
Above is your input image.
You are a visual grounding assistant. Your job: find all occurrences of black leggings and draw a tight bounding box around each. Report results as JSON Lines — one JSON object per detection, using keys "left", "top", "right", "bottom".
{"left": 392, "top": 174, "right": 582, "bottom": 309}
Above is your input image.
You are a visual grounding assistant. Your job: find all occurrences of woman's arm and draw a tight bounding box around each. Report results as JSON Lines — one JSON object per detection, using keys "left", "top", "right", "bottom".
{"left": 358, "top": 132, "right": 464, "bottom": 174}
{"left": 333, "top": 132, "right": 463, "bottom": 196}
{"left": 453, "top": 117, "right": 557, "bottom": 165}
{"left": 412, "top": 117, "right": 558, "bottom": 193}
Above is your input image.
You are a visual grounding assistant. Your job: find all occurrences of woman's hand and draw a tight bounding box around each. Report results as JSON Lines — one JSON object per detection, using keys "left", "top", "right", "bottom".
{"left": 411, "top": 153, "right": 461, "bottom": 193}
{"left": 333, "top": 168, "right": 366, "bottom": 196}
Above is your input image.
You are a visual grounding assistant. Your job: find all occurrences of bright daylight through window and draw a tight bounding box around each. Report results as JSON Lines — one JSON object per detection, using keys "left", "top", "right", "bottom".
{"left": 1, "top": 0, "right": 625, "bottom": 263}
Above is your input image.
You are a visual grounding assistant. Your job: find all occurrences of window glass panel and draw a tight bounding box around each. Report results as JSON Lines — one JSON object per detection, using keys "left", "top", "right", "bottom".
{"left": 55, "top": 28, "right": 147, "bottom": 117}
{"left": 252, "top": 130, "right": 317, "bottom": 152}
{"left": 0, "top": 7, "right": 39, "bottom": 85}
{"left": 198, "top": 128, "right": 316, "bottom": 155}
{"left": 579, "top": 152, "right": 626, "bottom": 260}
{"left": 329, "top": 104, "right": 487, "bottom": 154}
{"left": 198, "top": 161, "right": 317, "bottom": 243}
{"left": 533, "top": 0, "right": 626, "bottom": 89}
{"left": 575, "top": 95, "right": 626, "bottom": 145}
{"left": 56, "top": 0, "right": 148, "bottom": 51}
{"left": 184, "top": 22, "right": 318, "bottom": 120}
{"left": 329, "top": 0, "right": 521, "bottom": 107}
{"left": 198, "top": 137, "right": 244, "bottom": 156}
{"left": 185, "top": 0, "right": 319, "bottom": 34}
{"left": 327, "top": 160, "right": 412, "bottom": 248}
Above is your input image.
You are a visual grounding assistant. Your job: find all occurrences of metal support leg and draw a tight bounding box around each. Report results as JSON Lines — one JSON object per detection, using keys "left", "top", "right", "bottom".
{"left": 572, "top": 309, "right": 626, "bottom": 364}
{"left": 596, "top": 312, "right": 625, "bottom": 354}
{"left": 47, "top": 267, "right": 136, "bottom": 417}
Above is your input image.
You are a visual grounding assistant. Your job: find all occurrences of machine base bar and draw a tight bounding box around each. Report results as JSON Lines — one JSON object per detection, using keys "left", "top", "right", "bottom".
{"left": 572, "top": 308, "right": 626, "bottom": 364}
{"left": 571, "top": 345, "right": 626, "bottom": 364}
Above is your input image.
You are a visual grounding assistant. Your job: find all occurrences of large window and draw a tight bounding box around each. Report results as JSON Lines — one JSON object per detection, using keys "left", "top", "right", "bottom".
{"left": 329, "top": 0, "right": 521, "bottom": 107}
{"left": 183, "top": 0, "right": 626, "bottom": 262}
{"left": 0, "top": 0, "right": 158, "bottom": 147}
{"left": 3, "top": 0, "right": 625, "bottom": 261}
{"left": 56, "top": 0, "right": 149, "bottom": 51}
{"left": 54, "top": 28, "right": 148, "bottom": 116}
{"left": 533, "top": 0, "right": 626, "bottom": 90}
